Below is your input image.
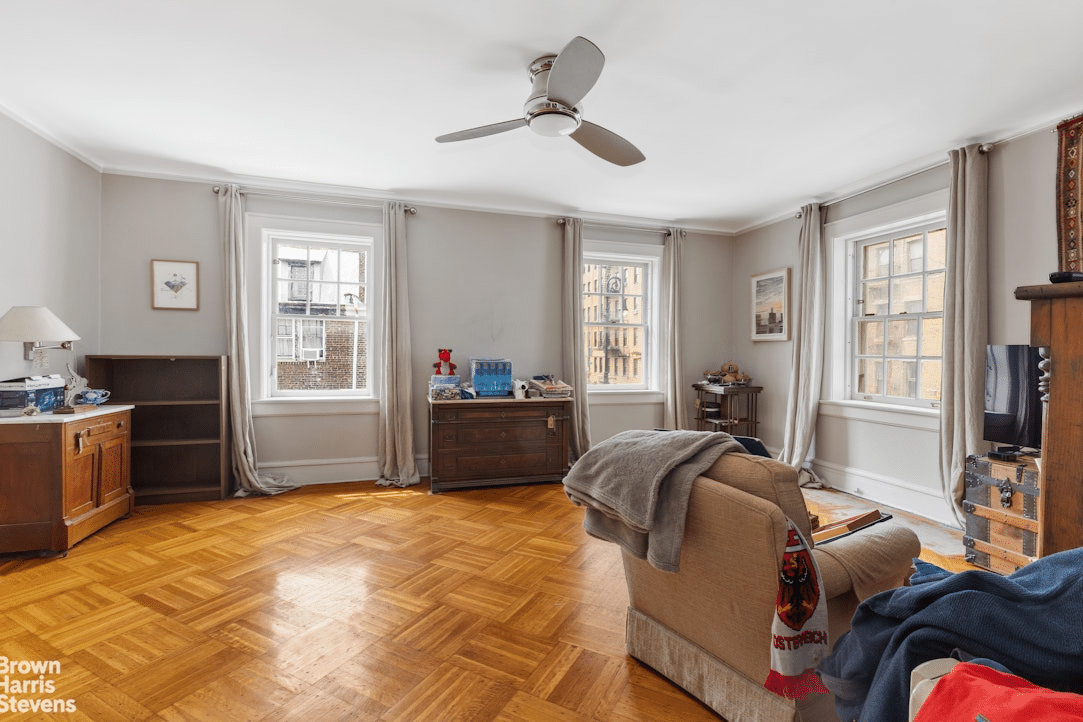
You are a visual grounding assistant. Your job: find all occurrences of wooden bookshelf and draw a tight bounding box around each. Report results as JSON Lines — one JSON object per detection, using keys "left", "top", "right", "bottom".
{"left": 86, "top": 355, "right": 230, "bottom": 503}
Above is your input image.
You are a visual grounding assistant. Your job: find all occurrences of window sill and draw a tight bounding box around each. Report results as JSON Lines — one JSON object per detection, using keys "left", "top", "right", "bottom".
{"left": 587, "top": 389, "right": 665, "bottom": 405}
{"left": 252, "top": 397, "right": 378, "bottom": 417}
{"left": 819, "top": 399, "right": 939, "bottom": 432}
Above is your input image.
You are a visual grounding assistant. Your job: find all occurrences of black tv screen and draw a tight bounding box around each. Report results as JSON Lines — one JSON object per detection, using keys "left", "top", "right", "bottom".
{"left": 984, "top": 344, "right": 1043, "bottom": 450}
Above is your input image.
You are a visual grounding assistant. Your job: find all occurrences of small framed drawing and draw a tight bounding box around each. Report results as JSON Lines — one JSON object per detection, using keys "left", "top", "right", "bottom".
{"left": 751, "top": 268, "right": 790, "bottom": 341}
{"left": 151, "top": 259, "right": 199, "bottom": 310}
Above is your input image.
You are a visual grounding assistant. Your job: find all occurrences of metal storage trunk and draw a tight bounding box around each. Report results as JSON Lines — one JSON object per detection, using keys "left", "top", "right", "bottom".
{"left": 963, "top": 455, "right": 1040, "bottom": 574}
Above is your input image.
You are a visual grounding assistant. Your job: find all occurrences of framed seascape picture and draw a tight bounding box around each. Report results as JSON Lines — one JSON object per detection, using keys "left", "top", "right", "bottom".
{"left": 750, "top": 268, "right": 790, "bottom": 341}
{"left": 151, "top": 259, "right": 200, "bottom": 310}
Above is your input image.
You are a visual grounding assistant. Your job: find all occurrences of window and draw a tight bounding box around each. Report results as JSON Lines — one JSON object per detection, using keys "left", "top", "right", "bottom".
{"left": 850, "top": 222, "right": 946, "bottom": 407}
{"left": 267, "top": 231, "right": 373, "bottom": 396}
{"left": 582, "top": 241, "right": 661, "bottom": 391}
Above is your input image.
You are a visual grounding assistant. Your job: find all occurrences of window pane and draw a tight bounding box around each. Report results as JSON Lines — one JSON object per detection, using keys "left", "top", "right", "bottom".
{"left": 893, "top": 234, "right": 923, "bottom": 274}
{"left": 276, "top": 320, "right": 366, "bottom": 391}
{"left": 926, "top": 272, "right": 945, "bottom": 313}
{"left": 861, "top": 280, "right": 889, "bottom": 316}
{"left": 921, "top": 317, "right": 942, "bottom": 357}
{"left": 886, "top": 359, "right": 917, "bottom": 398}
{"left": 890, "top": 276, "right": 923, "bottom": 314}
{"left": 857, "top": 359, "right": 883, "bottom": 395}
{"left": 583, "top": 256, "right": 650, "bottom": 388}
{"left": 269, "top": 235, "right": 373, "bottom": 396}
{"left": 920, "top": 359, "right": 942, "bottom": 401}
{"left": 863, "top": 242, "right": 889, "bottom": 279}
{"left": 857, "top": 320, "right": 883, "bottom": 354}
{"left": 927, "top": 229, "right": 946, "bottom": 270}
{"left": 887, "top": 319, "right": 918, "bottom": 356}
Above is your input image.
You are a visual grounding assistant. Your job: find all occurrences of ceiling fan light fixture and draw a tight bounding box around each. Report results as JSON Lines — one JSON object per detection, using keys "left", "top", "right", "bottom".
{"left": 528, "top": 110, "right": 579, "bottom": 137}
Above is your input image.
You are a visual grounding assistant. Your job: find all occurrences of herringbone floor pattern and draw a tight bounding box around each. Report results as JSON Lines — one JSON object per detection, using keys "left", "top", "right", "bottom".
{"left": 0, "top": 481, "right": 727, "bottom": 721}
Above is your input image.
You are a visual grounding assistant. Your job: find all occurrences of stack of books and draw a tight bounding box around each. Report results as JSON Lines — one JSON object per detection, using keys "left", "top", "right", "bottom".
{"left": 529, "top": 377, "right": 573, "bottom": 398}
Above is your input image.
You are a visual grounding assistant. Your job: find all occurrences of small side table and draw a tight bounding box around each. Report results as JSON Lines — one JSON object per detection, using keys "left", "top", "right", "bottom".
{"left": 692, "top": 383, "right": 761, "bottom": 438}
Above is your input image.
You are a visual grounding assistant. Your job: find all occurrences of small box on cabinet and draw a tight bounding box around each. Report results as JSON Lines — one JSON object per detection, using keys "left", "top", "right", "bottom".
{"left": 470, "top": 359, "right": 513, "bottom": 397}
{"left": 0, "top": 375, "right": 66, "bottom": 412}
{"left": 429, "top": 375, "right": 461, "bottom": 400}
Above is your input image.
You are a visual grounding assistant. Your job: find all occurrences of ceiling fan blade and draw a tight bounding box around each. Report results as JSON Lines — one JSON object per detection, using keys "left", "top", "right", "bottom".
{"left": 570, "top": 121, "right": 645, "bottom": 166}
{"left": 546, "top": 36, "right": 605, "bottom": 108}
{"left": 436, "top": 118, "right": 526, "bottom": 143}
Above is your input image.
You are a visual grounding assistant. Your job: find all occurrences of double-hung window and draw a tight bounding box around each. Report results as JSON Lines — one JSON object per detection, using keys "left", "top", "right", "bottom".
{"left": 267, "top": 230, "right": 374, "bottom": 396}
{"left": 850, "top": 222, "right": 946, "bottom": 407}
{"left": 582, "top": 241, "right": 661, "bottom": 391}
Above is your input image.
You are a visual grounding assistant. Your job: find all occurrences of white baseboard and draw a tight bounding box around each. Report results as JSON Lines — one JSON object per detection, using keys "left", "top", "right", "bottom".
{"left": 258, "top": 454, "right": 430, "bottom": 486}
{"left": 811, "top": 458, "right": 959, "bottom": 529}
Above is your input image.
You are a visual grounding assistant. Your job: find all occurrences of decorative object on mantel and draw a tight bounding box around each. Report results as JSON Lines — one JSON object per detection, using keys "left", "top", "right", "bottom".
{"left": 750, "top": 268, "right": 791, "bottom": 341}
{"left": 703, "top": 361, "right": 752, "bottom": 386}
{"left": 1056, "top": 114, "right": 1083, "bottom": 272}
{"left": 151, "top": 259, "right": 200, "bottom": 310}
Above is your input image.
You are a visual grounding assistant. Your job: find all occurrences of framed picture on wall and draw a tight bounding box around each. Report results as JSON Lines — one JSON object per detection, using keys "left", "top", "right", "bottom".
{"left": 750, "top": 268, "right": 789, "bottom": 341}
{"left": 151, "top": 259, "right": 200, "bottom": 310}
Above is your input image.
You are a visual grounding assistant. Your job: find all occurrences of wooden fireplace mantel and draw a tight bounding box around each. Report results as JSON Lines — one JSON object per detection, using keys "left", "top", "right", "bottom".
{"left": 1014, "top": 281, "right": 1083, "bottom": 556}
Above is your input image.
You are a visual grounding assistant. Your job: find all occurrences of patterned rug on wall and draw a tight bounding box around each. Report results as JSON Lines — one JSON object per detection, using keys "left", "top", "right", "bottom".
{"left": 1056, "top": 114, "right": 1083, "bottom": 272}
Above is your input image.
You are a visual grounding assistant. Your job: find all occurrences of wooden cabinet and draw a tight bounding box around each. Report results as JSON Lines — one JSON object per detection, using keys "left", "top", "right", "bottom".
{"left": 1014, "top": 281, "right": 1083, "bottom": 556}
{"left": 429, "top": 397, "right": 572, "bottom": 493}
{"left": 692, "top": 383, "right": 762, "bottom": 437}
{"left": 86, "top": 355, "right": 230, "bottom": 504}
{"left": 0, "top": 406, "right": 133, "bottom": 553}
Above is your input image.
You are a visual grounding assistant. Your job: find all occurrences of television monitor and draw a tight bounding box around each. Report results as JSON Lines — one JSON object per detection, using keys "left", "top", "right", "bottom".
{"left": 983, "top": 344, "right": 1043, "bottom": 452}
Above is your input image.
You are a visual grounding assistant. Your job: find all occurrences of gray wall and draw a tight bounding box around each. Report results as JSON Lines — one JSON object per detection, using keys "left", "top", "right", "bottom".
{"left": 0, "top": 113, "right": 101, "bottom": 383}
{"left": 93, "top": 178, "right": 732, "bottom": 483}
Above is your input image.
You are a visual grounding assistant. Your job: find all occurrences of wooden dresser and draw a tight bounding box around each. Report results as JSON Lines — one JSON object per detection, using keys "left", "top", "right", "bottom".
{"left": 0, "top": 405, "right": 134, "bottom": 553}
{"left": 429, "top": 397, "right": 572, "bottom": 493}
{"left": 1013, "top": 281, "right": 1083, "bottom": 557}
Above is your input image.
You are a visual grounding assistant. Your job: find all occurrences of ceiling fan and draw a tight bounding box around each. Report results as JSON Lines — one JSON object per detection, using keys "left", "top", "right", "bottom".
{"left": 436, "top": 36, "right": 645, "bottom": 167}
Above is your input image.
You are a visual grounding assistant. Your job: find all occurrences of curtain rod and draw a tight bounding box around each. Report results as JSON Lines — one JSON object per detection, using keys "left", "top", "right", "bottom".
{"left": 211, "top": 185, "right": 416, "bottom": 214}
{"left": 793, "top": 142, "right": 995, "bottom": 219}
{"left": 556, "top": 217, "right": 682, "bottom": 236}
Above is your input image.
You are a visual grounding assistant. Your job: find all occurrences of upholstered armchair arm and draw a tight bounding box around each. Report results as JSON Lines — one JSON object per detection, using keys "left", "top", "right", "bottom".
{"left": 813, "top": 523, "right": 921, "bottom": 601}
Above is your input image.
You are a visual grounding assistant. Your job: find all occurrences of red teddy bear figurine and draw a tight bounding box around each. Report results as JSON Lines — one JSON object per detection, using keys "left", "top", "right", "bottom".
{"left": 433, "top": 348, "right": 457, "bottom": 376}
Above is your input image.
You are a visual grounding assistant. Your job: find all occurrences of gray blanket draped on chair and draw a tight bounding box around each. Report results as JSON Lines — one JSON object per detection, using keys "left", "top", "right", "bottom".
{"left": 562, "top": 429, "right": 742, "bottom": 572}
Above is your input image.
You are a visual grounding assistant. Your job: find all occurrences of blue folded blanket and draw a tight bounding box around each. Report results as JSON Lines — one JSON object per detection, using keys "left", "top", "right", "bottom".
{"left": 818, "top": 547, "right": 1083, "bottom": 722}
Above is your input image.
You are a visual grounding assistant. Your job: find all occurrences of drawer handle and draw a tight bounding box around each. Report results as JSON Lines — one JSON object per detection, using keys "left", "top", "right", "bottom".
{"left": 499, "top": 430, "right": 507, "bottom": 440}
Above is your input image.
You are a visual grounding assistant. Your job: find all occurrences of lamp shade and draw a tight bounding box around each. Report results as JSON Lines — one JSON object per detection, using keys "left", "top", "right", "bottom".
{"left": 0, "top": 306, "right": 80, "bottom": 342}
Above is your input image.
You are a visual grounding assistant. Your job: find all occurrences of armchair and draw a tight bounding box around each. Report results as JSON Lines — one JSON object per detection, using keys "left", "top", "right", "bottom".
{"left": 620, "top": 451, "right": 921, "bottom": 721}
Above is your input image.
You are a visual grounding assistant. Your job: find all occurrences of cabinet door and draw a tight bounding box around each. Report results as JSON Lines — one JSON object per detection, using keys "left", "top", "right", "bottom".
{"left": 98, "top": 435, "right": 129, "bottom": 505}
{"left": 64, "top": 439, "right": 96, "bottom": 519}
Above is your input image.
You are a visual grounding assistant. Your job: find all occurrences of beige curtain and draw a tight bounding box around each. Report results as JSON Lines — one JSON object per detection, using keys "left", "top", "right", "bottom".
{"left": 779, "top": 204, "right": 826, "bottom": 470}
{"left": 561, "top": 218, "right": 591, "bottom": 461}
{"left": 218, "top": 184, "right": 293, "bottom": 495}
{"left": 940, "top": 145, "right": 989, "bottom": 526}
{"left": 376, "top": 201, "right": 420, "bottom": 487}
{"left": 662, "top": 227, "right": 688, "bottom": 430}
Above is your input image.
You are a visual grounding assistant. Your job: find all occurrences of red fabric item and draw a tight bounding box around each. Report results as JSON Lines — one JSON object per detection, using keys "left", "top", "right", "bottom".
{"left": 914, "top": 662, "right": 1083, "bottom": 722}
{"left": 764, "top": 668, "right": 830, "bottom": 699}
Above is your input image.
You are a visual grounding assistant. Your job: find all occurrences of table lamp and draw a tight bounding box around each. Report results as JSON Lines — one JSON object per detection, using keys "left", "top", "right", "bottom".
{"left": 0, "top": 306, "right": 81, "bottom": 360}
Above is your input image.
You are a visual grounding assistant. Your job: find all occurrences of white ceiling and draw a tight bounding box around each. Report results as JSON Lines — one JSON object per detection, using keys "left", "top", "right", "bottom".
{"left": 3, "top": 1, "right": 1083, "bottom": 233}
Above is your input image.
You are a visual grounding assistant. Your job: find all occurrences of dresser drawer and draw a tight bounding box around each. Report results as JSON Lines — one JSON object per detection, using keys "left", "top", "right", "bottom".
{"left": 66, "top": 410, "right": 130, "bottom": 454}
{"left": 432, "top": 445, "right": 566, "bottom": 480}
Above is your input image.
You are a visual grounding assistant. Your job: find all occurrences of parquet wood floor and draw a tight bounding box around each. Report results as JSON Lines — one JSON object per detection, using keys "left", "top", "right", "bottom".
{"left": 0, "top": 481, "right": 726, "bottom": 722}
{"left": 1, "top": 480, "right": 965, "bottom": 721}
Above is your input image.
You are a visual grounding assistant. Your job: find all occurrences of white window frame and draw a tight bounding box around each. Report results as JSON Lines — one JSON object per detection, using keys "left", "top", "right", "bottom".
{"left": 582, "top": 239, "right": 663, "bottom": 394}
{"left": 825, "top": 192, "right": 947, "bottom": 420}
{"left": 248, "top": 214, "right": 383, "bottom": 402}
{"left": 848, "top": 220, "right": 946, "bottom": 408}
